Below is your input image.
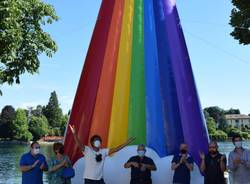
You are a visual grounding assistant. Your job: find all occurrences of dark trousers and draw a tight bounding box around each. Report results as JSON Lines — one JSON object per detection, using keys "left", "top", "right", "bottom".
{"left": 85, "top": 178, "right": 105, "bottom": 184}
{"left": 131, "top": 179, "right": 152, "bottom": 184}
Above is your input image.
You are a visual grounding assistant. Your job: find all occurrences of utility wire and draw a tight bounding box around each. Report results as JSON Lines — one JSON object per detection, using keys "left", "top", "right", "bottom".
{"left": 184, "top": 30, "right": 250, "bottom": 66}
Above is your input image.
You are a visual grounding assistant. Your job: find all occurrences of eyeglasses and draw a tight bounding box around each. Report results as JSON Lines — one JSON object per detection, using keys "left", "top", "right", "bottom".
{"left": 34, "top": 147, "right": 40, "bottom": 149}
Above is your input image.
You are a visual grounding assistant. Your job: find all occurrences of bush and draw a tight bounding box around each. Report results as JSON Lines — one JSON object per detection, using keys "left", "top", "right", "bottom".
{"left": 12, "top": 109, "right": 32, "bottom": 141}
{"left": 29, "top": 115, "right": 49, "bottom": 140}
{"left": 210, "top": 130, "right": 228, "bottom": 141}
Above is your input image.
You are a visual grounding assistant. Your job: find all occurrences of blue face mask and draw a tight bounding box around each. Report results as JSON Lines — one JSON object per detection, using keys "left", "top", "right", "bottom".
{"left": 137, "top": 150, "right": 145, "bottom": 157}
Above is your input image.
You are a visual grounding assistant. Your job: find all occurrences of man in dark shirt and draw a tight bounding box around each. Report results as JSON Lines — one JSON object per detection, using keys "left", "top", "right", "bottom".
{"left": 171, "top": 143, "right": 194, "bottom": 184}
{"left": 124, "top": 144, "right": 157, "bottom": 184}
{"left": 200, "top": 141, "right": 226, "bottom": 184}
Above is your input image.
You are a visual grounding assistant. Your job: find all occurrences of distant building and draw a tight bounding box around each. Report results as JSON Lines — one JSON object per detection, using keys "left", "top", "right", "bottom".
{"left": 225, "top": 114, "right": 250, "bottom": 128}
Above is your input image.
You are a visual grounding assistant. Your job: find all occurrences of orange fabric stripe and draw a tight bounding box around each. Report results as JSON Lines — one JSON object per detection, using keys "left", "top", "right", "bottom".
{"left": 88, "top": 0, "right": 125, "bottom": 146}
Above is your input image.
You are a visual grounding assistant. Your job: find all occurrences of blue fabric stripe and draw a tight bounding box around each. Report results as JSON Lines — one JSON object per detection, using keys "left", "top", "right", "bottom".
{"left": 152, "top": 0, "right": 184, "bottom": 154}
{"left": 144, "top": 0, "right": 167, "bottom": 157}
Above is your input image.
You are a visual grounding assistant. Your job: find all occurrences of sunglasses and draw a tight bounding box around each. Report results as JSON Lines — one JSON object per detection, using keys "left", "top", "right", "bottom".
{"left": 34, "top": 146, "right": 40, "bottom": 149}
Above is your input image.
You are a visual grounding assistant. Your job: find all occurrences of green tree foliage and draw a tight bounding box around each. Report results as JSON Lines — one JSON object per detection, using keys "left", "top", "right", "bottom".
{"left": 230, "top": 0, "right": 250, "bottom": 45}
{"left": 206, "top": 117, "right": 217, "bottom": 134}
{"left": 210, "top": 130, "right": 228, "bottom": 141}
{"left": 60, "top": 114, "right": 69, "bottom": 136}
{"left": 0, "top": 0, "right": 58, "bottom": 94}
{"left": 12, "top": 109, "right": 32, "bottom": 141}
{"left": 43, "top": 91, "right": 63, "bottom": 129}
{"left": 31, "top": 105, "right": 43, "bottom": 117}
{"left": 204, "top": 106, "right": 227, "bottom": 130}
{"left": 0, "top": 105, "right": 15, "bottom": 138}
{"left": 225, "top": 108, "right": 241, "bottom": 114}
{"left": 29, "top": 115, "right": 49, "bottom": 140}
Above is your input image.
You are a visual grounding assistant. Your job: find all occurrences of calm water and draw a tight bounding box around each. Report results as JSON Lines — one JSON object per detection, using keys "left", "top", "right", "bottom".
{"left": 0, "top": 142, "right": 250, "bottom": 184}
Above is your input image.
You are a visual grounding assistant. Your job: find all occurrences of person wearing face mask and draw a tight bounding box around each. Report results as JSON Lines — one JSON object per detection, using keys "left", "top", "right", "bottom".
{"left": 48, "top": 142, "right": 72, "bottom": 184}
{"left": 199, "top": 141, "right": 226, "bottom": 184}
{"left": 19, "top": 141, "right": 48, "bottom": 184}
{"left": 171, "top": 143, "right": 194, "bottom": 184}
{"left": 124, "top": 144, "right": 157, "bottom": 184}
{"left": 228, "top": 135, "right": 250, "bottom": 184}
{"left": 69, "top": 125, "right": 135, "bottom": 184}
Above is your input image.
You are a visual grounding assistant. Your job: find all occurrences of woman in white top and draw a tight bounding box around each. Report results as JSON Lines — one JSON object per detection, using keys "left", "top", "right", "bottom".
{"left": 69, "top": 125, "right": 135, "bottom": 184}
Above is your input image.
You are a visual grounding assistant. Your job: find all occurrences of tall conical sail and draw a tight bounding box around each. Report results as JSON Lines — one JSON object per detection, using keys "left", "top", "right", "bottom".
{"left": 64, "top": 0, "right": 209, "bottom": 164}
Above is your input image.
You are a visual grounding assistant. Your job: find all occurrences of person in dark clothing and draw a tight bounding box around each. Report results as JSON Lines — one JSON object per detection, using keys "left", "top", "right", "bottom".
{"left": 171, "top": 143, "right": 194, "bottom": 184}
{"left": 200, "top": 141, "right": 227, "bottom": 184}
{"left": 124, "top": 144, "right": 157, "bottom": 184}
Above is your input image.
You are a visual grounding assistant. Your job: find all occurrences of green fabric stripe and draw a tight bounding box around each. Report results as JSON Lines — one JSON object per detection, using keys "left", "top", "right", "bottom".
{"left": 128, "top": 0, "right": 146, "bottom": 144}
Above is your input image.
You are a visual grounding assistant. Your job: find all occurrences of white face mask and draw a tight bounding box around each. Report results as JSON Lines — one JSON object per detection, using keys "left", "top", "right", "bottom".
{"left": 235, "top": 141, "right": 242, "bottom": 148}
{"left": 33, "top": 148, "right": 40, "bottom": 155}
{"left": 94, "top": 140, "right": 101, "bottom": 148}
{"left": 138, "top": 150, "right": 145, "bottom": 157}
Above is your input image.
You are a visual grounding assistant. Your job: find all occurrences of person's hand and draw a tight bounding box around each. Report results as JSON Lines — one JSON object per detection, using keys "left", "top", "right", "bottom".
{"left": 233, "top": 157, "right": 241, "bottom": 165}
{"left": 199, "top": 151, "right": 205, "bottom": 160}
{"left": 40, "top": 162, "right": 45, "bottom": 170}
{"left": 32, "top": 160, "right": 39, "bottom": 168}
{"left": 182, "top": 156, "right": 187, "bottom": 163}
{"left": 130, "top": 162, "right": 139, "bottom": 168}
{"left": 60, "top": 160, "right": 68, "bottom": 167}
{"left": 220, "top": 154, "right": 226, "bottom": 162}
{"left": 179, "top": 157, "right": 184, "bottom": 164}
{"left": 140, "top": 164, "right": 147, "bottom": 172}
{"left": 69, "top": 124, "right": 76, "bottom": 134}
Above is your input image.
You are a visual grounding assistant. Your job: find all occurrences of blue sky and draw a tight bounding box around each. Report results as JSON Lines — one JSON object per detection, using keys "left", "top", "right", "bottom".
{"left": 0, "top": 0, "right": 249, "bottom": 114}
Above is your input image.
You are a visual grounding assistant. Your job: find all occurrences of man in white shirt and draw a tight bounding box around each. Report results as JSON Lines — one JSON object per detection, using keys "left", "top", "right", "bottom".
{"left": 69, "top": 125, "right": 135, "bottom": 184}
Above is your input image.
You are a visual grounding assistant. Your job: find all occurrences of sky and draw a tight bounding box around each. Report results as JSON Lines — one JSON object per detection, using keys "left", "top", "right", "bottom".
{"left": 0, "top": 0, "right": 249, "bottom": 114}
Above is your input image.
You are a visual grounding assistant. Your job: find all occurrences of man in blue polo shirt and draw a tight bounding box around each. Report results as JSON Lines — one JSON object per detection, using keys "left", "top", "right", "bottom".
{"left": 171, "top": 143, "right": 194, "bottom": 184}
{"left": 19, "top": 141, "right": 48, "bottom": 184}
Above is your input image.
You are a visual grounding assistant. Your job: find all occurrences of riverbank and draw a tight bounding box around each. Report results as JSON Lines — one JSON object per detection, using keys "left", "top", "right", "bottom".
{"left": 0, "top": 136, "right": 63, "bottom": 145}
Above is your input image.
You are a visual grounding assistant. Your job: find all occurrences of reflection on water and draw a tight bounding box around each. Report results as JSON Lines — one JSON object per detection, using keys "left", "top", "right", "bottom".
{"left": 0, "top": 141, "right": 249, "bottom": 184}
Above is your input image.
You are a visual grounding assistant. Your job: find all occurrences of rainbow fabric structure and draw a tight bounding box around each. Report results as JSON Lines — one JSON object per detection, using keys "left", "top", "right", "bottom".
{"left": 64, "top": 0, "right": 209, "bottom": 164}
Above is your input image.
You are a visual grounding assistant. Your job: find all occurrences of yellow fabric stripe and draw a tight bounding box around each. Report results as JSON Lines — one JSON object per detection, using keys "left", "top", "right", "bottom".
{"left": 108, "top": 0, "right": 134, "bottom": 147}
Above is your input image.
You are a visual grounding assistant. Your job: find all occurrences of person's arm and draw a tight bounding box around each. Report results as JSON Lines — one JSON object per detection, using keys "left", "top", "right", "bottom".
{"left": 142, "top": 160, "right": 157, "bottom": 171}
{"left": 171, "top": 162, "right": 181, "bottom": 170}
{"left": 124, "top": 162, "right": 139, "bottom": 168}
{"left": 49, "top": 159, "right": 67, "bottom": 172}
{"left": 240, "top": 150, "right": 250, "bottom": 168}
{"left": 20, "top": 160, "right": 39, "bottom": 172}
{"left": 109, "top": 137, "right": 135, "bottom": 155}
{"left": 40, "top": 157, "right": 48, "bottom": 172}
{"left": 124, "top": 157, "right": 139, "bottom": 168}
{"left": 199, "top": 152, "right": 206, "bottom": 173}
{"left": 184, "top": 157, "right": 194, "bottom": 171}
{"left": 228, "top": 152, "right": 238, "bottom": 171}
{"left": 185, "top": 162, "right": 194, "bottom": 171}
{"left": 220, "top": 155, "right": 226, "bottom": 172}
{"left": 145, "top": 164, "right": 157, "bottom": 171}
{"left": 69, "top": 125, "right": 85, "bottom": 152}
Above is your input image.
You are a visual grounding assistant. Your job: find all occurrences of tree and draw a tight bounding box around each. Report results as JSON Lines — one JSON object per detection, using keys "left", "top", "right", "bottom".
{"left": 60, "top": 114, "right": 69, "bottom": 136}
{"left": 29, "top": 115, "right": 49, "bottom": 140}
{"left": 43, "top": 91, "right": 63, "bottom": 129}
{"left": 31, "top": 105, "right": 43, "bottom": 117}
{"left": 206, "top": 117, "right": 217, "bottom": 134}
{"left": 225, "top": 108, "right": 241, "bottom": 114}
{"left": 12, "top": 109, "right": 32, "bottom": 141}
{"left": 204, "top": 106, "right": 227, "bottom": 129}
{"left": 230, "top": 0, "right": 250, "bottom": 45}
{"left": 0, "top": 0, "right": 58, "bottom": 94}
{"left": 0, "top": 105, "right": 15, "bottom": 138}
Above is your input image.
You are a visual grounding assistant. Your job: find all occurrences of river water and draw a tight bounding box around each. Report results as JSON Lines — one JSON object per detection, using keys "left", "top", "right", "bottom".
{"left": 0, "top": 141, "right": 250, "bottom": 184}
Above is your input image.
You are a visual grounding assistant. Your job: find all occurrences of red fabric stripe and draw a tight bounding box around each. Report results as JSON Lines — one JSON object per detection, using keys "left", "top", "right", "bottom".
{"left": 64, "top": 0, "right": 116, "bottom": 164}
